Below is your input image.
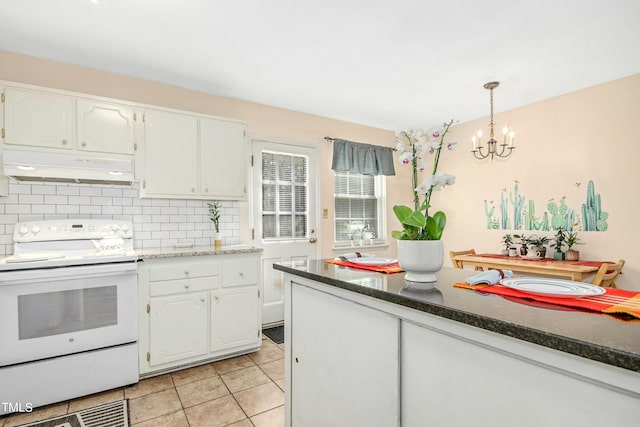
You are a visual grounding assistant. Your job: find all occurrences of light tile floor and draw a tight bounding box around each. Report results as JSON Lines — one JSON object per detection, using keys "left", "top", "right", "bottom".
{"left": 1, "top": 336, "right": 285, "bottom": 427}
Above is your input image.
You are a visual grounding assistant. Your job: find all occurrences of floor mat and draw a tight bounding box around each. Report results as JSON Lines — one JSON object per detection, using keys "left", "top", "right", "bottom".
{"left": 263, "top": 325, "right": 284, "bottom": 344}
{"left": 19, "top": 399, "right": 129, "bottom": 427}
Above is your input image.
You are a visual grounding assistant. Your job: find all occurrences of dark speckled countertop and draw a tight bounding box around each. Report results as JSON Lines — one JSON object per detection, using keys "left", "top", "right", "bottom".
{"left": 274, "top": 260, "right": 640, "bottom": 372}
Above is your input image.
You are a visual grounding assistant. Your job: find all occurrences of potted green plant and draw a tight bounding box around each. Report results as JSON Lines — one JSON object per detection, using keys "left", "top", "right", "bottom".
{"left": 530, "top": 235, "right": 550, "bottom": 258}
{"left": 392, "top": 119, "right": 457, "bottom": 283}
{"left": 207, "top": 201, "right": 223, "bottom": 248}
{"left": 550, "top": 228, "right": 568, "bottom": 260}
{"left": 500, "top": 233, "right": 514, "bottom": 255}
{"left": 513, "top": 234, "right": 530, "bottom": 256}
{"left": 565, "top": 231, "right": 583, "bottom": 261}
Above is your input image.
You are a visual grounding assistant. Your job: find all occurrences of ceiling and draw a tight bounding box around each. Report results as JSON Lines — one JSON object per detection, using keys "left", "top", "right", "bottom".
{"left": 1, "top": 0, "right": 639, "bottom": 130}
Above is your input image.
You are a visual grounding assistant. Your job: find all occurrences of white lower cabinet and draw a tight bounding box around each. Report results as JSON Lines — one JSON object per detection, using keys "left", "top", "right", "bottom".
{"left": 139, "top": 253, "right": 262, "bottom": 375}
{"left": 288, "top": 283, "right": 399, "bottom": 427}
{"left": 149, "top": 292, "right": 208, "bottom": 366}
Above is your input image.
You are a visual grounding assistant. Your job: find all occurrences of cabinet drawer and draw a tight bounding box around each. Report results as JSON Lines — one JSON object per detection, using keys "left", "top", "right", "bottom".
{"left": 149, "top": 259, "right": 220, "bottom": 282}
{"left": 222, "top": 260, "right": 258, "bottom": 287}
{"left": 150, "top": 276, "right": 220, "bottom": 297}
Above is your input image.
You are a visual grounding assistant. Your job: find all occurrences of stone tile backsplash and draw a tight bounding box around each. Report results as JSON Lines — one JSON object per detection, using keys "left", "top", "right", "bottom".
{"left": 0, "top": 181, "right": 240, "bottom": 256}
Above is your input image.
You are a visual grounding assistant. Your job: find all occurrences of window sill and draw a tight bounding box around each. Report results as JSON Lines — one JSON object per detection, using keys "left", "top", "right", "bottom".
{"left": 333, "top": 242, "right": 389, "bottom": 252}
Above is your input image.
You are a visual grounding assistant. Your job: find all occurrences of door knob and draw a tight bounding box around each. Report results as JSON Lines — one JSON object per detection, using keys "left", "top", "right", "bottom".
{"left": 309, "top": 237, "right": 317, "bottom": 243}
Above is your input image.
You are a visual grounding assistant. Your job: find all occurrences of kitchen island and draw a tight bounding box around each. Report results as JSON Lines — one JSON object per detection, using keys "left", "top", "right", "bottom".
{"left": 274, "top": 260, "right": 640, "bottom": 427}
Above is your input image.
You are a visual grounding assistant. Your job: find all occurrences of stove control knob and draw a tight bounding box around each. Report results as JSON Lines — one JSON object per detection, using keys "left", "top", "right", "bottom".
{"left": 121, "top": 223, "right": 130, "bottom": 233}
{"left": 31, "top": 225, "right": 41, "bottom": 234}
{"left": 19, "top": 225, "right": 29, "bottom": 235}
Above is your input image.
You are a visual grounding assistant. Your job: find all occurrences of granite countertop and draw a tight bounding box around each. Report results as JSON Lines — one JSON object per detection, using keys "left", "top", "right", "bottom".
{"left": 273, "top": 260, "right": 640, "bottom": 372}
{"left": 138, "top": 244, "right": 262, "bottom": 259}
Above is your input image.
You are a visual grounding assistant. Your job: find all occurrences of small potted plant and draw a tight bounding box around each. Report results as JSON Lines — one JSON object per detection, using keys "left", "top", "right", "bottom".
{"left": 513, "top": 234, "right": 530, "bottom": 256}
{"left": 565, "top": 231, "right": 583, "bottom": 261}
{"left": 207, "top": 201, "right": 223, "bottom": 248}
{"left": 530, "top": 235, "right": 550, "bottom": 258}
{"left": 550, "top": 228, "right": 567, "bottom": 260}
{"left": 500, "top": 233, "right": 514, "bottom": 255}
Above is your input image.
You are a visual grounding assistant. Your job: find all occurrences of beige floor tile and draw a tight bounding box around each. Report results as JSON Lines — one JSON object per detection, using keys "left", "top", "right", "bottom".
{"left": 67, "top": 388, "right": 125, "bottom": 412}
{"left": 251, "top": 405, "right": 285, "bottom": 427}
{"left": 247, "top": 341, "right": 284, "bottom": 365}
{"left": 171, "top": 363, "right": 217, "bottom": 387}
{"left": 234, "top": 382, "right": 284, "bottom": 417}
{"left": 176, "top": 375, "right": 230, "bottom": 408}
{"left": 129, "top": 388, "right": 183, "bottom": 424}
{"left": 125, "top": 374, "right": 174, "bottom": 399}
{"left": 212, "top": 354, "right": 255, "bottom": 375}
{"left": 184, "top": 395, "right": 247, "bottom": 427}
{"left": 274, "top": 378, "right": 285, "bottom": 392}
{"left": 131, "top": 409, "right": 190, "bottom": 427}
{"left": 259, "top": 358, "right": 284, "bottom": 381}
{"left": 221, "top": 365, "right": 271, "bottom": 393}
{"left": 2, "top": 402, "right": 68, "bottom": 427}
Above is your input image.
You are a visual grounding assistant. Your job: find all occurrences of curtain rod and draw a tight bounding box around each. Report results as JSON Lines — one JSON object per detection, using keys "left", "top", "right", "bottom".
{"left": 324, "top": 136, "right": 397, "bottom": 151}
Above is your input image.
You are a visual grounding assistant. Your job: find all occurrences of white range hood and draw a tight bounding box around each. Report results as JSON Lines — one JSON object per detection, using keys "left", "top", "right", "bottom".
{"left": 3, "top": 150, "right": 135, "bottom": 185}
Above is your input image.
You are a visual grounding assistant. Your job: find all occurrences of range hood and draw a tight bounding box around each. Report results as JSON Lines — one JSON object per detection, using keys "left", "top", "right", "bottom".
{"left": 3, "top": 150, "right": 135, "bottom": 185}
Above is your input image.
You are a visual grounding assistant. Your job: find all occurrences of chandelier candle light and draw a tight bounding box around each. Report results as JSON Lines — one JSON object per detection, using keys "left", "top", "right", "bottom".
{"left": 471, "top": 81, "right": 515, "bottom": 160}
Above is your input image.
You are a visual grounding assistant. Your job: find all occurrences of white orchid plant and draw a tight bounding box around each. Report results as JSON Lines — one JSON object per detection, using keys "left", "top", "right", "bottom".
{"left": 392, "top": 119, "right": 457, "bottom": 240}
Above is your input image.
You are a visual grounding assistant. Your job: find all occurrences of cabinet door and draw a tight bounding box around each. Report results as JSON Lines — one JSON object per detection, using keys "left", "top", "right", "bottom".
{"left": 200, "top": 118, "right": 247, "bottom": 199}
{"left": 4, "top": 87, "right": 75, "bottom": 150}
{"left": 211, "top": 287, "right": 261, "bottom": 352}
{"left": 290, "top": 284, "right": 399, "bottom": 427}
{"left": 149, "top": 292, "right": 208, "bottom": 366}
{"left": 77, "top": 99, "right": 135, "bottom": 155}
{"left": 142, "top": 109, "right": 198, "bottom": 197}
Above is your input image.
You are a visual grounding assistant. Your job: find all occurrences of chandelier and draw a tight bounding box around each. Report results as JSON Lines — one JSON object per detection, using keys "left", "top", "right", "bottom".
{"left": 471, "top": 81, "right": 515, "bottom": 160}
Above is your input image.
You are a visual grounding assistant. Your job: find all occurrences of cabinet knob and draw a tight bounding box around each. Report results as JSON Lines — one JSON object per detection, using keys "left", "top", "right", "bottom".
{"left": 81, "top": 141, "right": 87, "bottom": 147}
{"left": 214, "top": 295, "right": 219, "bottom": 300}
{"left": 191, "top": 188, "right": 195, "bottom": 193}
{"left": 62, "top": 139, "right": 68, "bottom": 145}
{"left": 184, "top": 284, "right": 190, "bottom": 289}
{"left": 239, "top": 272, "right": 244, "bottom": 277}
{"left": 200, "top": 298, "right": 205, "bottom": 302}
{"left": 184, "top": 271, "right": 189, "bottom": 276}
{"left": 204, "top": 188, "right": 209, "bottom": 193}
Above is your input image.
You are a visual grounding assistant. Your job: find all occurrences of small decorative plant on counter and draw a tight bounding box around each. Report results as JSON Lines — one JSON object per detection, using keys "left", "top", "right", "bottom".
{"left": 530, "top": 235, "right": 550, "bottom": 258}
{"left": 513, "top": 233, "right": 530, "bottom": 256}
{"left": 501, "top": 233, "right": 514, "bottom": 255}
{"left": 565, "top": 231, "right": 583, "bottom": 261}
{"left": 392, "top": 119, "right": 457, "bottom": 241}
{"left": 207, "top": 201, "right": 223, "bottom": 248}
{"left": 550, "top": 228, "right": 568, "bottom": 260}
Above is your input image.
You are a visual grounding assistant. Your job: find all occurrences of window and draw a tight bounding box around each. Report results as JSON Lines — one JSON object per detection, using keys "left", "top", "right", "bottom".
{"left": 261, "top": 151, "right": 308, "bottom": 239}
{"left": 334, "top": 172, "right": 385, "bottom": 246}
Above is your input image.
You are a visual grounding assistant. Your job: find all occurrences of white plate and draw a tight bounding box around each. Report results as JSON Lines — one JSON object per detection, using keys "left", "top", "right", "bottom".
{"left": 500, "top": 277, "right": 605, "bottom": 298}
{"left": 348, "top": 257, "right": 397, "bottom": 266}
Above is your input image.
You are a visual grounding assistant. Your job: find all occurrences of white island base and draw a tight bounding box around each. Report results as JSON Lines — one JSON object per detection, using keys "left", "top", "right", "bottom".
{"left": 283, "top": 274, "right": 640, "bottom": 427}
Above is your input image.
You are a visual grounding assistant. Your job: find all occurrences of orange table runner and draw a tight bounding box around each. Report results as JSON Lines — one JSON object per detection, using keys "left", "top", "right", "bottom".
{"left": 476, "top": 253, "right": 611, "bottom": 269}
{"left": 326, "top": 259, "right": 404, "bottom": 274}
{"left": 454, "top": 281, "right": 640, "bottom": 320}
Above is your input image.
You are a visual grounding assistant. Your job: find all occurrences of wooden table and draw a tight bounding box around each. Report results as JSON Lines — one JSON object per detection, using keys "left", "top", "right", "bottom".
{"left": 451, "top": 254, "right": 605, "bottom": 281}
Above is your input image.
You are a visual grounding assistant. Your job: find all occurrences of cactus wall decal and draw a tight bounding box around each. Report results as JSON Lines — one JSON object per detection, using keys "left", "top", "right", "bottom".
{"left": 484, "top": 180, "right": 607, "bottom": 232}
{"left": 582, "top": 180, "right": 608, "bottom": 231}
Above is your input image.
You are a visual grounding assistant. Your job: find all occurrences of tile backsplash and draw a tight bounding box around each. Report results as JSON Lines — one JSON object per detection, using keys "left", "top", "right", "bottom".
{"left": 0, "top": 181, "right": 240, "bottom": 256}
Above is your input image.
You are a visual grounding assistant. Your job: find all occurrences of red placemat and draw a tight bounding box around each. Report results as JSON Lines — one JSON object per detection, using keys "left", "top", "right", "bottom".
{"left": 326, "top": 259, "right": 404, "bottom": 274}
{"left": 454, "top": 281, "right": 640, "bottom": 319}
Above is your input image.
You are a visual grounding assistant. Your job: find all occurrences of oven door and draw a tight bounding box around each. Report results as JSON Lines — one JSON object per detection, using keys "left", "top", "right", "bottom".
{"left": 0, "top": 262, "right": 137, "bottom": 366}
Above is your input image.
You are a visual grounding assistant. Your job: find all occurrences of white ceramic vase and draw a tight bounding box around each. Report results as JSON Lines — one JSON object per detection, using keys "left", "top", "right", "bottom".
{"left": 397, "top": 239, "right": 444, "bottom": 284}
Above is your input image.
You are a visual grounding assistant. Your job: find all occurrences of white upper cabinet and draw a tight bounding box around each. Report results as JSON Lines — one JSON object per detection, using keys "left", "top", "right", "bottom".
{"left": 4, "top": 87, "right": 75, "bottom": 150}
{"left": 3, "top": 86, "right": 137, "bottom": 157}
{"left": 141, "top": 110, "right": 247, "bottom": 200}
{"left": 77, "top": 99, "right": 136, "bottom": 155}
{"left": 200, "top": 118, "right": 247, "bottom": 199}
{"left": 142, "top": 109, "right": 199, "bottom": 197}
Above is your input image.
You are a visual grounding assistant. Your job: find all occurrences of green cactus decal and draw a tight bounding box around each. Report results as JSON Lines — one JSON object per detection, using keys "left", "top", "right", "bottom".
{"left": 581, "top": 180, "right": 608, "bottom": 231}
{"left": 510, "top": 184, "right": 525, "bottom": 230}
{"left": 500, "top": 191, "right": 509, "bottom": 230}
{"left": 484, "top": 200, "right": 495, "bottom": 230}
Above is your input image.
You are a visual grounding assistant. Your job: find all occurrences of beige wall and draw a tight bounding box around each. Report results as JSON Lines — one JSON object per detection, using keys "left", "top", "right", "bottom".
{"left": 428, "top": 74, "right": 640, "bottom": 290}
{"left": 2, "top": 51, "right": 638, "bottom": 289}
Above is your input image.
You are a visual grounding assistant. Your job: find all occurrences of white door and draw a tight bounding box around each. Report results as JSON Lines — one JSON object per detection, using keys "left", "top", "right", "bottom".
{"left": 252, "top": 140, "right": 318, "bottom": 326}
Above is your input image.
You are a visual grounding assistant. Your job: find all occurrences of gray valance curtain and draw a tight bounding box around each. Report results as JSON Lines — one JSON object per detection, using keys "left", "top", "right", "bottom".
{"left": 330, "top": 139, "right": 396, "bottom": 176}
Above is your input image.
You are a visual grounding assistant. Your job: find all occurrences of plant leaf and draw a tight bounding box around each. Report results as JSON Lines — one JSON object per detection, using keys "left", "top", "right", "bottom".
{"left": 426, "top": 211, "right": 446, "bottom": 239}
{"left": 402, "top": 210, "right": 427, "bottom": 229}
{"left": 393, "top": 205, "right": 413, "bottom": 223}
